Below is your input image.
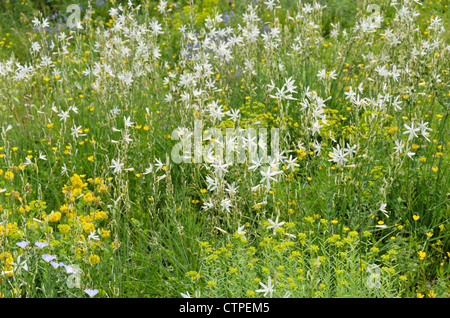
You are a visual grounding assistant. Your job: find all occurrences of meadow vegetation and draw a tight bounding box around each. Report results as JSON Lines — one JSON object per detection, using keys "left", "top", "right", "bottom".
{"left": 0, "top": 0, "right": 448, "bottom": 298}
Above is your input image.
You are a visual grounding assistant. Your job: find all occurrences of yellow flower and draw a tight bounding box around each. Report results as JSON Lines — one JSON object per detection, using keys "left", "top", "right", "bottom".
{"left": 60, "top": 204, "right": 69, "bottom": 214}
{"left": 0, "top": 222, "right": 17, "bottom": 236}
{"left": 83, "top": 222, "right": 95, "bottom": 234}
{"left": 4, "top": 171, "right": 14, "bottom": 181}
{"left": 111, "top": 240, "right": 120, "bottom": 250}
{"left": 89, "top": 254, "right": 100, "bottom": 265}
{"left": 48, "top": 211, "right": 62, "bottom": 222}
{"left": 83, "top": 192, "right": 95, "bottom": 203}
{"left": 417, "top": 293, "right": 425, "bottom": 298}
{"left": 246, "top": 290, "right": 255, "bottom": 297}
{"left": 58, "top": 224, "right": 70, "bottom": 234}
{"left": 418, "top": 251, "right": 426, "bottom": 260}
{"left": 76, "top": 247, "right": 86, "bottom": 257}
{"left": 427, "top": 290, "right": 436, "bottom": 298}
{"left": 413, "top": 215, "right": 420, "bottom": 221}
{"left": 0, "top": 252, "right": 13, "bottom": 265}
{"left": 96, "top": 182, "right": 108, "bottom": 194}
{"left": 4, "top": 264, "right": 14, "bottom": 277}
{"left": 187, "top": 271, "right": 200, "bottom": 279}
{"left": 92, "top": 210, "right": 107, "bottom": 221}
{"left": 70, "top": 174, "right": 87, "bottom": 189}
